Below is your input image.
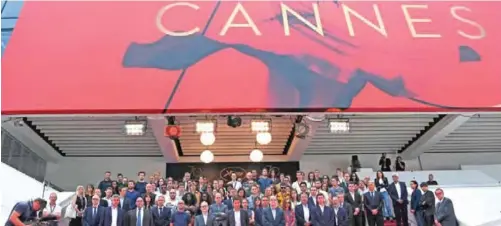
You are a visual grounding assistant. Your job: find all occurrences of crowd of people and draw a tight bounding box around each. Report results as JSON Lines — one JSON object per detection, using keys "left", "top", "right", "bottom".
{"left": 6, "top": 167, "right": 458, "bottom": 226}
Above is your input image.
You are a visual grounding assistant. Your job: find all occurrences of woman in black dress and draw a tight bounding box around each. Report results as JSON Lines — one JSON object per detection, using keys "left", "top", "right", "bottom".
{"left": 69, "top": 185, "right": 86, "bottom": 226}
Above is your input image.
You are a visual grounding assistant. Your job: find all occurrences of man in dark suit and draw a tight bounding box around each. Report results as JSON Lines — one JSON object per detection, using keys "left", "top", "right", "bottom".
{"left": 295, "top": 193, "right": 312, "bottom": 226}
{"left": 101, "top": 195, "right": 125, "bottom": 226}
{"left": 124, "top": 197, "right": 154, "bottom": 226}
{"left": 151, "top": 196, "right": 171, "bottom": 226}
{"left": 345, "top": 183, "right": 363, "bottom": 226}
{"left": 363, "top": 182, "right": 384, "bottom": 226}
{"left": 228, "top": 198, "right": 249, "bottom": 226}
{"left": 311, "top": 193, "right": 335, "bottom": 226}
{"left": 262, "top": 196, "right": 285, "bottom": 226}
{"left": 332, "top": 196, "right": 349, "bottom": 226}
{"left": 388, "top": 173, "right": 409, "bottom": 226}
{"left": 195, "top": 201, "right": 213, "bottom": 226}
{"left": 419, "top": 183, "right": 435, "bottom": 226}
{"left": 337, "top": 194, "right": 353, "bottom": 226}
{"left": 119, "top": 187, "right": 132, "bottom": 212}
{"left": 434, "top": 189, "right": 457, "bottom": 226}
{"left": 83, "top": 195, "right": 105, "bottom": 226}
{"left": 308, "top": 187, "right": 318, "bottom": 207}
{"left": 224, "top": 188, "right": 236, "bottom": 211}
{"left": 410, "top": 181, "right": 423, "bottom": 226}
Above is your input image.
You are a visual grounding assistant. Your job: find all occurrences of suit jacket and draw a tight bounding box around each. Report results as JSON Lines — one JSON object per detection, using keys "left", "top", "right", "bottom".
{"left": 311, "top": 206, "right": 335, "bottom": 226}
{"left": 124, "top": 208, "right": 154, "bottom": 226}
{"left": 345, "top": 192, "right": 362, "bottom": 211}
{"left": 341, "top": 202, "right": 353, "bottom": 224}
{"left": 119, "top": 198, "right": 132, "bottom": 212}
{"left": 294, "top": 204, "right": 312, "bottom": 226}
{"left": 363, "top": 191, "right": 383, "bottom": 215}
{"left": 388, "top": 182, "right": 409, "bottom": 205}
{"left": 420, "top": 191, "right": 435, "bottom": 216}
{"left": 194, "top": 214, "right": 214, "bottom": 226}
{"left": 224, "top": 198, "right": 234, "bottom": 211}
{"left": 228, "top": 210, "right": 249, "bottom": 226}
{"left": 410, "top": 189, "right": 422, "bottom": 211}
{"left": 374, "top": 178, "right": 389, "bottom": 193}
{"left": 101, "top": 207, "right": 125, "bottom": 226}
{"left": 307, "top": 196, "right": 317, "bottom": 208}
{"left": 150, "top": 205, "right": 172, "bottom": 226}
{"left": 262, "top": 208, "right": 285, "bottom": 226}
{"left": 82, "top": 206, "right": 104, "bottom": 226}
{"left": 435, "top": 198, "right": 457, "bottom": 226}
{"left": 254, "top": 208, "right": 263, "bottom": 226}
{"left": 209, "top": 203, "right": 228, "bottom": 215}
{"left": 333, "top": 207, "right": 349, "bottom": 226}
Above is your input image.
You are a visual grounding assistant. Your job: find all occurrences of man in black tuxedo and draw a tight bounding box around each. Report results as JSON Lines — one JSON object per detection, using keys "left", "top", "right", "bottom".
{"left": 363, "top": 182, "right": 384, "bottom": 226}
{"left": 228, "top": 198, "right": 249, "bottom": 226}
{"left": 419, "top": 183, "right": 435, "bottom": 226}
{"left": 151, "top": 195, "right": 171, "bottom": 226}
{"left": 388, "top": 173, "right": 409, "bottom": 226}
{"left": 345, "top": 183, "right": 363, "bottom": 226}
{"left": 295, "top": 193, "right": 312, "bottom": 226}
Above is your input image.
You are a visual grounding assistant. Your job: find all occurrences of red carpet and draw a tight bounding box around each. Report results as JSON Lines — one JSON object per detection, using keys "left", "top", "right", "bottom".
{"left": 384, "top": 220, "right": 397, "bottom": 226}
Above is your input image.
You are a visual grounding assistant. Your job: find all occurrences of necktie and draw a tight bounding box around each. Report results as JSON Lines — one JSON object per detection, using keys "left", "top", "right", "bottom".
{"left": 159, "top": 207, "right": 162, "bottom": 215}
{"left": 93, "top": 208, "right": 96, "bottom": 217}
{"left": 137, "top": 209, "right": 142, "bottom": 226}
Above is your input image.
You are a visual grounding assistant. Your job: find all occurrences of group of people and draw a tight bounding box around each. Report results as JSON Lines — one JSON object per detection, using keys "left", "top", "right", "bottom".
{"left": 6, "top": 167, "right": 458, "bottom": 226}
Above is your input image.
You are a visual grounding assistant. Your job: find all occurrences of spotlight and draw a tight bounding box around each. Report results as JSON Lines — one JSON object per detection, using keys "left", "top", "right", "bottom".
{"left": 164, "top": 125, "right": 181, "bottom": 139}
{"left": 124, "top": 120, "right": 147, "bottom": 136}
{"left": 251, "top": 120, "right": 271, "bottom": 132}
{"left": 328, "top": 119, "right": 350, "bottom": 133}
{"left": 294, "top": 122, "right": 310, "bottom": 139}
{"left": 196, "top": 120, "right": 215, "bottom": 133}
{"left": 227, "top": 116, "right": 242, "bottom": 128}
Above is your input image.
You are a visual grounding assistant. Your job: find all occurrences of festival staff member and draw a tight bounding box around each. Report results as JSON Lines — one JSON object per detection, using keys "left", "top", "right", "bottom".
{"left": 6, "top": 198, "right": 47, "bottom": 226}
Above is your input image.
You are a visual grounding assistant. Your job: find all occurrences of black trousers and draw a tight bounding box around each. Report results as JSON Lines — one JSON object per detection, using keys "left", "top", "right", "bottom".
{"left": 365, "top": 211, "right": 384, "bottom": 226}
{"left": 352, "top": 212, "right": 364, "bottom": 226}
{"left": 423, "top": 214, "right": 434, "bottom": 226}
{"left": 393, "top": 202, "right": 409, "bottom": 226}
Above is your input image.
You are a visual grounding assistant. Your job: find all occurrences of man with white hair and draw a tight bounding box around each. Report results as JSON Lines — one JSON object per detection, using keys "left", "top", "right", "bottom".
{"left": 388, "top": 173, "right": 409, "bottom": 226}
{"left": 42, "top": 192, "right": 62, "bottom": 226}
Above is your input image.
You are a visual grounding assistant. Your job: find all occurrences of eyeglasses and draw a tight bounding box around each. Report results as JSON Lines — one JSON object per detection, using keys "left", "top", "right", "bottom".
{"left": 92, "top": 198, "right": 99, "bottom": 200}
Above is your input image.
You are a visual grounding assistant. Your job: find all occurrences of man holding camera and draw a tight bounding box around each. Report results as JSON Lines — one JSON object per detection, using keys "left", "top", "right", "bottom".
{"left": 5, "top": 198, "right": 47, "bottom": 226}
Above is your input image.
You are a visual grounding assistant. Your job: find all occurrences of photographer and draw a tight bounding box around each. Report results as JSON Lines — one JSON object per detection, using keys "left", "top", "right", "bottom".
{"left": 6, "top": 198, "right": 47, "bottom": 226}
{"left": 378, "top": 153, "right": 392, "bottom": 172}
{"left": 395, "top": 156, "right": 406, "bottom": 171}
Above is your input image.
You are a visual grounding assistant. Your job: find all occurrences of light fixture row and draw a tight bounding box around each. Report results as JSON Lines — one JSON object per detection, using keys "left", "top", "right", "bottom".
{"left": 195, "top": 120, "right": 273, "bottom": 146}
{"left": 200, "top": 149, "right": 264, "bottom": 163}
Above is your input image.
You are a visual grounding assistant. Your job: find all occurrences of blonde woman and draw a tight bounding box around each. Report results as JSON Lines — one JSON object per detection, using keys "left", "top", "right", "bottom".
{"left": 69, "top": 185, "right": 86, "bottom": 226}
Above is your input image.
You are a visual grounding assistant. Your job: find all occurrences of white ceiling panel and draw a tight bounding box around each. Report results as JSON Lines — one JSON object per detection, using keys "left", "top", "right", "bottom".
{"left": 26, "top": 116, "right": 162, "bottom": 157}
{"left": 428, "top": 114, "right": 501, "bottom": 153}
{"left": 306, "top": 114, "right": 440, "bottom": 155}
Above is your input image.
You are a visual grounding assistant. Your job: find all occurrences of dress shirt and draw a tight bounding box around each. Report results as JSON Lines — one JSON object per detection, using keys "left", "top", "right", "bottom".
{"left": 319, "top": 205, "right": 324, "bottom": 214}
{"left": 378, "top": 179, "right": 386, "bottom": 192}
{"left": 303, "top": 205, "right": 310, "bottom": 222}
{"left": 111, "top": 207, "right": 118, "bottom": 226}
{"left": 350, "top": 192, "right": 355, "bottom": 201}
{"left": 43, "top": 204, "right": 62, "bottom": 217}
{"left": 136, "top": 208, "right": 144, "bottom": 226}
{"left": 203, "top": 214, "right": 208, "bottom": 224}
{"left": 334, "top": 207, "right": 339, "bottom": 225}
{"left": 234, "top": 211, "right": 241, "bottom": 226}
{"left": 395, "top": 182, "right": 401, "bottom": 199}
{"left": 104, "top": 197, "right": 112, "bottom": 207}
{"left": 310, "top": 196, "right": 317, "bottom": 206}
{"left": 271, "top": 208, "right": 276, "bottom": 219}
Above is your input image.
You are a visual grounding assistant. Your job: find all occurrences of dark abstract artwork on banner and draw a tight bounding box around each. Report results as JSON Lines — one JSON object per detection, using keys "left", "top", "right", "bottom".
{"left": 166, "top": 162, "right": 300, "bottom": 182}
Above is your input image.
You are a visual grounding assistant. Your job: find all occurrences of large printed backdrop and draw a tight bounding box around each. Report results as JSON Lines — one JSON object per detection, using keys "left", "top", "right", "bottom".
{"left": 2, "top": 1, "right": 501, "bottom": 114}
{"left": 166, "top": 162, "right": 300, "bottom": 182}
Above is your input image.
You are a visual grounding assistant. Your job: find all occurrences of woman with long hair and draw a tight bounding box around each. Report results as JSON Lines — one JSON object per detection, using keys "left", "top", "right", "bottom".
{"left": 241, "top": 198, "right": 255, "bottom": 225}
{"left": 290, "top": 190, "right": 299, "bottom": 210}
{"left": 350, "top": 172, "right": 360, "bottom": 184}
{"left": 282, "top": 197, "right": 295, "bottom": 226}
{"left": 144, "top": 194, "right": 154, "bottom": 210}
{"left": 307, "top": 172, "right": 315, "bottom": 185}
{"left": 110, "top": 181, "right": 119, "bottom": 195}
{"left": 375, "top": 170, "right": 393, "bottom": 221}
{"left": 157, "top": 178, "right": 166, "bottom": 192}
{"left": 270, "top": 169, "right": 279, "bottom": 185}
{"left": 237, "top": 188, "right": 247, "bottom": 200}
{"left": 69, "top": 185, "right": 86, "bottom": 226}
{"left": 253, "top": 197, "right": 263, "bottom": 226}
{"left": 84, "top": 184, "right": 94, "bottom": 207}
{"left": 321, "top": 183, "right": 329, "bottom": 193}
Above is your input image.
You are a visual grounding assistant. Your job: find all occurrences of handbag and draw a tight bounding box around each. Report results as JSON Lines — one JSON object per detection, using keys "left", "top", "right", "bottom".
{"left": 64, "top": 205, "right": 76, "bottom": 219}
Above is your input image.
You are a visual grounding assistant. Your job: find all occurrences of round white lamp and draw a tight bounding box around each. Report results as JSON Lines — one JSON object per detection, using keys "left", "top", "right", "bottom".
{"left": 256, "top": 132, "right": 272, "bottom": 145}
{"left": 250, "top": 149, "right": 264, "bottom": 162}
{"left": 200, "top": 132, "right": 216, "bottom": 146}
{"left": 200, "top": 150, "right": 214, "bottom": 163}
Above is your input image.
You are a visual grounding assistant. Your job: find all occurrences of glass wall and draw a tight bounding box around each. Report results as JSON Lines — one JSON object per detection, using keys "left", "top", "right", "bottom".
{"left": 1, "top": 129, "right": 47, "bottom": 182}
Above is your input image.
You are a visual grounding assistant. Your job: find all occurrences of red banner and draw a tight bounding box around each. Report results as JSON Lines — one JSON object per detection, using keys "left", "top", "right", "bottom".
{"left": 2, "top": 1, "right": 501, "bottom": 114}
